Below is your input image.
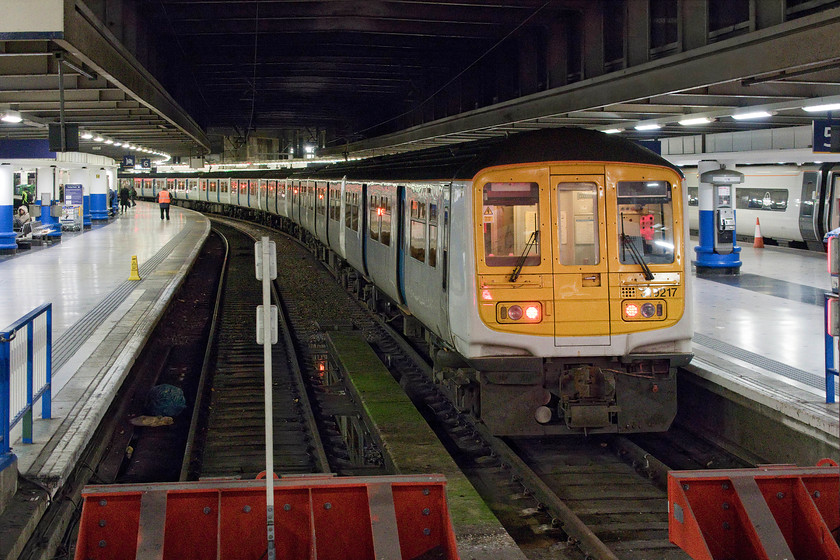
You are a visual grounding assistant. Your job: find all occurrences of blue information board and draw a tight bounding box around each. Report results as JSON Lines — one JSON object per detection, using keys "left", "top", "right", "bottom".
{"left": 123, "top": 154, "right": 135, "bottom": 168}
{"left": 141, "top": 158, "right": 151, "bottom": 169}
{"left": 64, "top": 184, "right": 83, "bottom": 206}
{"left": 813, "top": 119, "right": 837, "bottom": 153}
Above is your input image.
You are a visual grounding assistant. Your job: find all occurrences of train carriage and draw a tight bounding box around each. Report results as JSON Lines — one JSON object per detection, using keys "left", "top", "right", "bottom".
{"left": 124, "top": 128, "right": 693, "bottom": 436}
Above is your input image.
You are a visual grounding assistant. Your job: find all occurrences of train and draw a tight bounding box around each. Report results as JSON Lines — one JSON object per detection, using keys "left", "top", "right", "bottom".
{"left": 685, "top": 163, "right": 840, "bottom": 251}
{"left": 121, "top": 128, "right": 693, "bottom": 436}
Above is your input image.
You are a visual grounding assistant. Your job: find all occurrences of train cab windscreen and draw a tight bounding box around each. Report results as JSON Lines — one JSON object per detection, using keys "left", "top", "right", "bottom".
{"left": 617, "top": 180, "right": 675, "bottom": 266}
{"left": 483, "top": 182, "right": 540, "bottom": 267}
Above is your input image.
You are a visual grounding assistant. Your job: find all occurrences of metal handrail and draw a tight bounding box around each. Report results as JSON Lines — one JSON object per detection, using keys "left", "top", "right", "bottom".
{"left": 1, "top": 303, "right": 52, "bottom": 471}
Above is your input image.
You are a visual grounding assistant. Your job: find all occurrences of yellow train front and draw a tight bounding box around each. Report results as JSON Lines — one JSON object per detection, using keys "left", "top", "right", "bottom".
{"left": 130, "top": 128, "right": 691, "bottom": 437}
{"left": 439, "top": 130, "right": 692, "bottom": 436}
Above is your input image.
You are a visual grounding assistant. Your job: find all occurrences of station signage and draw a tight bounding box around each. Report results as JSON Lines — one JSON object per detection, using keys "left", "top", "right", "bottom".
{"left": 141, "top": 158, "right": 151, "bottom": 169}
{"left": 122, "top": 154, "right": 135, "bottom": 168}
{"left": 812, "top": 119, "right": 840, "bottom": 153}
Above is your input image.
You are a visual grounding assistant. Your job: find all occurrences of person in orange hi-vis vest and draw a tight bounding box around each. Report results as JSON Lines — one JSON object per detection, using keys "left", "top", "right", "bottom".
{"left": 157, "top": 186, "right": 171, "bottom": 220}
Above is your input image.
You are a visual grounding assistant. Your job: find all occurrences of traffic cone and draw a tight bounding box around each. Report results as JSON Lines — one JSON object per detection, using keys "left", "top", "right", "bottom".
{"left": 128, "top": 255, "right": 142, "bottom": 280}
{"left": 753, "top": 217, "right": 764, "bottom": 248}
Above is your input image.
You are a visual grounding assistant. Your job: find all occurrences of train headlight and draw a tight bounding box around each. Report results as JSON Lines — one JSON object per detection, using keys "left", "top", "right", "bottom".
{"left": 622, "top": 300, "right": 666, "bottom": 321}
{"left": 497, "top": 302, "right": 542, "bottom": 323}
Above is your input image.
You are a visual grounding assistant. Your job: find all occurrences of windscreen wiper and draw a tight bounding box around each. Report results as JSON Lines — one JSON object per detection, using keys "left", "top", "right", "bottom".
{"left": 621, "top": 233, "right": 654, "bottom": 280}
{"left": 510, "top": 230, "right": 539, "bottom": 282}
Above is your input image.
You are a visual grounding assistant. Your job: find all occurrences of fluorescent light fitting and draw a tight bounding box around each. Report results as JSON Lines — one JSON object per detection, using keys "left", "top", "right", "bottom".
{"left": 679, "top": 116, "right": 712, "bottom": 126}
{"left": 635, "top": 123, "right": 662, "bottom": 131}
{"left": 94, "top": 135, "right": 104, "bottom": 142}
{"left": 603, "top": 128, "right": 622, "bottom": 134}
{"left": 81, "top": 131, "right": 93, "bottom": 139}
{"left": 104, "top": 139, "right": 114, "bottom": 144}
{"left": 113, "top": 142, "right": 122, "bottom": 147}
{"left": 1, "top": 110, "right": 22, "bottom": 123}
{"left": 732, "top": 111, "right": 771, "bottom": 120}
{"left": 803, "top": 103, "right": 840, "bottom": 112}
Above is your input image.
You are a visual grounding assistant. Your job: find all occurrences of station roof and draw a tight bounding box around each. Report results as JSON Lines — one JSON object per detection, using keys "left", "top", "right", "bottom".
{"left": 2, "top": 1, "right": 840, "bottom": 161}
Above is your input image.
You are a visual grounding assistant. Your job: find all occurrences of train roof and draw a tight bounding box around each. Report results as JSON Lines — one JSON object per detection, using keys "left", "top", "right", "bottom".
{"left": 129, "top": 128, "right": 682, "bottom": 182}
{"left": 298, "top": 128, "right": 682, "bottom": 182}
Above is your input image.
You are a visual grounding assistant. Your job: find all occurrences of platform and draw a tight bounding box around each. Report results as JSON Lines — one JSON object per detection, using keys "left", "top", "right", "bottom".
{"left": 0, "top": 202, "right": 209, "bottom": 560}
{"left": 687, "top": 242, "right": 839, "bottom": 464}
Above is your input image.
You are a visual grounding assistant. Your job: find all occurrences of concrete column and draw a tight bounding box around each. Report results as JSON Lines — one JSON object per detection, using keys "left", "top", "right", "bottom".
{"left": 627, "top": 0, "right": 650, "bottom": 67}
{"left": 755, "top": 0, "right": 784, "bottom": 29}
{"left": 70, "top": 167, "right": 91, "bottom": 228}
{"left": 582, "top": 3, "right": 605, "bottom": 79}
{"left": 36, "top": 166, "right": 61, "bottom": 238}
{"left": 682, "top": 0, "right": 707, "bottom": 51}
{"left": 107, "top": 168, "right": 118, "bottom": 215}
{"left": 90, "top": 168, "right": 108, "bottom": 221}
{"left": 546, "top": 20, "right": 568, "bottom": 88}
{"left": 0, "top": 164, "right": 16, "bottom": 253}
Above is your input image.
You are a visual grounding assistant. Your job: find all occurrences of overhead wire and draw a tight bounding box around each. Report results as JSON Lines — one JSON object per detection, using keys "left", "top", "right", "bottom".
{"left": 247, "top": 1, "right": 260, "bottom": 138}
{"left": 336, "top": 0, "right": 553, "bottom": 143}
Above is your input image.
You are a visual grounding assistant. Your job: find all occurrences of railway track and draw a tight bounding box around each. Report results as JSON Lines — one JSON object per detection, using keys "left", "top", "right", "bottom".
{"left": 207, "top": 217, "right": 759, "bottom": 560}
{"left": 185, "top": 221, "right": 329, "bottom": 479}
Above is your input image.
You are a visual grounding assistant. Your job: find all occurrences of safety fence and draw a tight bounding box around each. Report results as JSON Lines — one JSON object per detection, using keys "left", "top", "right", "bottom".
{"left": 0, "top": 304, "right": 52, "bottom": 470}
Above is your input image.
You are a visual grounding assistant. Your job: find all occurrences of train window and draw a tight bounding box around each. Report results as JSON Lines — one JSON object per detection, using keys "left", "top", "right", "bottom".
{"left": 410, "top": 219, "right": 426, "bottom": 262}
{"left": 556, "top": 183, "right": 599, "bottom": 265}
{"left": 429, "top": 224, "right": 437, "bottom": 267}
{"left": 429, "top": 203, "right": 438, "bottom": 223}
{"left": 369, "top": 194, "right": 380, "bottom": 241}
{"left": 381, "top": 197, "right": 391, "bottom": 246}
{"left": 482, "top": 182, "right": 540, "bottom": 267}
{"left": 687, "top": 188, "right": 698, "bottom": 206}
{"left": 209, "top": 180, "right": 217, "bottom": 193}
{"left": 617, "top": 181, "right": 674, "bottom": 265}
{"left": 352, "top": 192, "right": 360, "bottom": 231}
{"left": 735, "top": 188, "right": 788, "bottom": 211}
{"left": 200, "top": 179, "right": 207, "bottom": 192}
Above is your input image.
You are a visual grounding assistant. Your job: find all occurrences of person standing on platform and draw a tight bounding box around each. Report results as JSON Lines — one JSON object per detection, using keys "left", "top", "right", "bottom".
{"left": 119, "top": 184, "right": 131, "bottom": 214}
{"left": 130, "top": 185, "right": 137, "bottom": 206}
{"left": 157, "top": 186, "right": 171, "bottom": 220}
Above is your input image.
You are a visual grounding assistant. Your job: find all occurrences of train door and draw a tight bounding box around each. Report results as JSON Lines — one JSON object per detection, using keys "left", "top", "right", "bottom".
{"left": 397, "top": 185, "right": 407, "bottom": 305}
{"left": 549, "top": 175, "right": 611, "bottom": 346}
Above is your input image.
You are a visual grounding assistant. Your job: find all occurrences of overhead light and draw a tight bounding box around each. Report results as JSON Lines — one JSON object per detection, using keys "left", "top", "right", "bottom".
{"left": 732, "top": 111, "right": 772, "bottom": 120}
{"left": 635, "top": 123, "right": 662, "bottom": 131}
{"left": 81, "top": 131, "right": 93, "bottom": 139}
{"left": 1, "top": 110, "right": 22, "bottom": 123}
{"left": 679, "top": 116, "right": 712, "bottom": 126}
{"left": 113, "top": 142, "right": 122, "bottom": 147}
{"left": 603, "top": 128, "right": 622, "bottom": 134}
{"left": 104, "top": 139, "right": 114, "bottom": 144}
{"left": 94, "top": 135, "right": 104, "bottom": 142}
{"left": 803, "top": 103, "right": 840, "bottom": 112}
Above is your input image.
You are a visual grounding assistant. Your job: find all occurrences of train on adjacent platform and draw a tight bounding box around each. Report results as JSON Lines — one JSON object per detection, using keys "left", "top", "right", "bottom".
{"left": 122, "top": 128, "right": 693, "bottom": 436}
{"left": 685, "top": 163, "right": 840, "bottom": 250}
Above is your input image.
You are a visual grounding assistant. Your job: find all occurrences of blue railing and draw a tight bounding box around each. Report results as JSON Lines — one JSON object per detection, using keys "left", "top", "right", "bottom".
{"left": 0, "top": 304, "right": 52, "bottom": 471}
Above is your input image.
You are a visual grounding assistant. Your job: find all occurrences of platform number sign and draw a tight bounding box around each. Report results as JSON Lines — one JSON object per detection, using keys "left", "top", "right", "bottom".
{"left": 141, "top": 158, "right": 151, "bottom": 169}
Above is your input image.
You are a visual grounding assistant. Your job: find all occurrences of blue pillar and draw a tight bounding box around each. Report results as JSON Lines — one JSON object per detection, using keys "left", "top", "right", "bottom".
{"left": 694, "top": 160, "right": 742, "bottom": 273}
{"left": 70, "top": 168, "right": 91, "bottom": 228}
{"left": 0, "top": 164, "right": 16, "bottom": 253}
{"left": 90, "top": 168, "right": 108, "bottom": 222}
{"left": 36, "top": 166, "right": 61, "bottom": 239}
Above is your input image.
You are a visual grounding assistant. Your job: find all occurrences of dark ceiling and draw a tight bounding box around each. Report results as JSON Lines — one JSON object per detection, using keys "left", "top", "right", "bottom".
{"left": 142, "top": 0, "right": 570, "bottom": 145}
{"left": 4, "top": 1, "right": 840, "bottom": 161}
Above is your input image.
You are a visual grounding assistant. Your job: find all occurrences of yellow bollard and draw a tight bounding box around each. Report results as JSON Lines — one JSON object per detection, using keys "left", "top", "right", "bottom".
{"left": 129, "top": 255, "right": 141, "bottom": 281}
